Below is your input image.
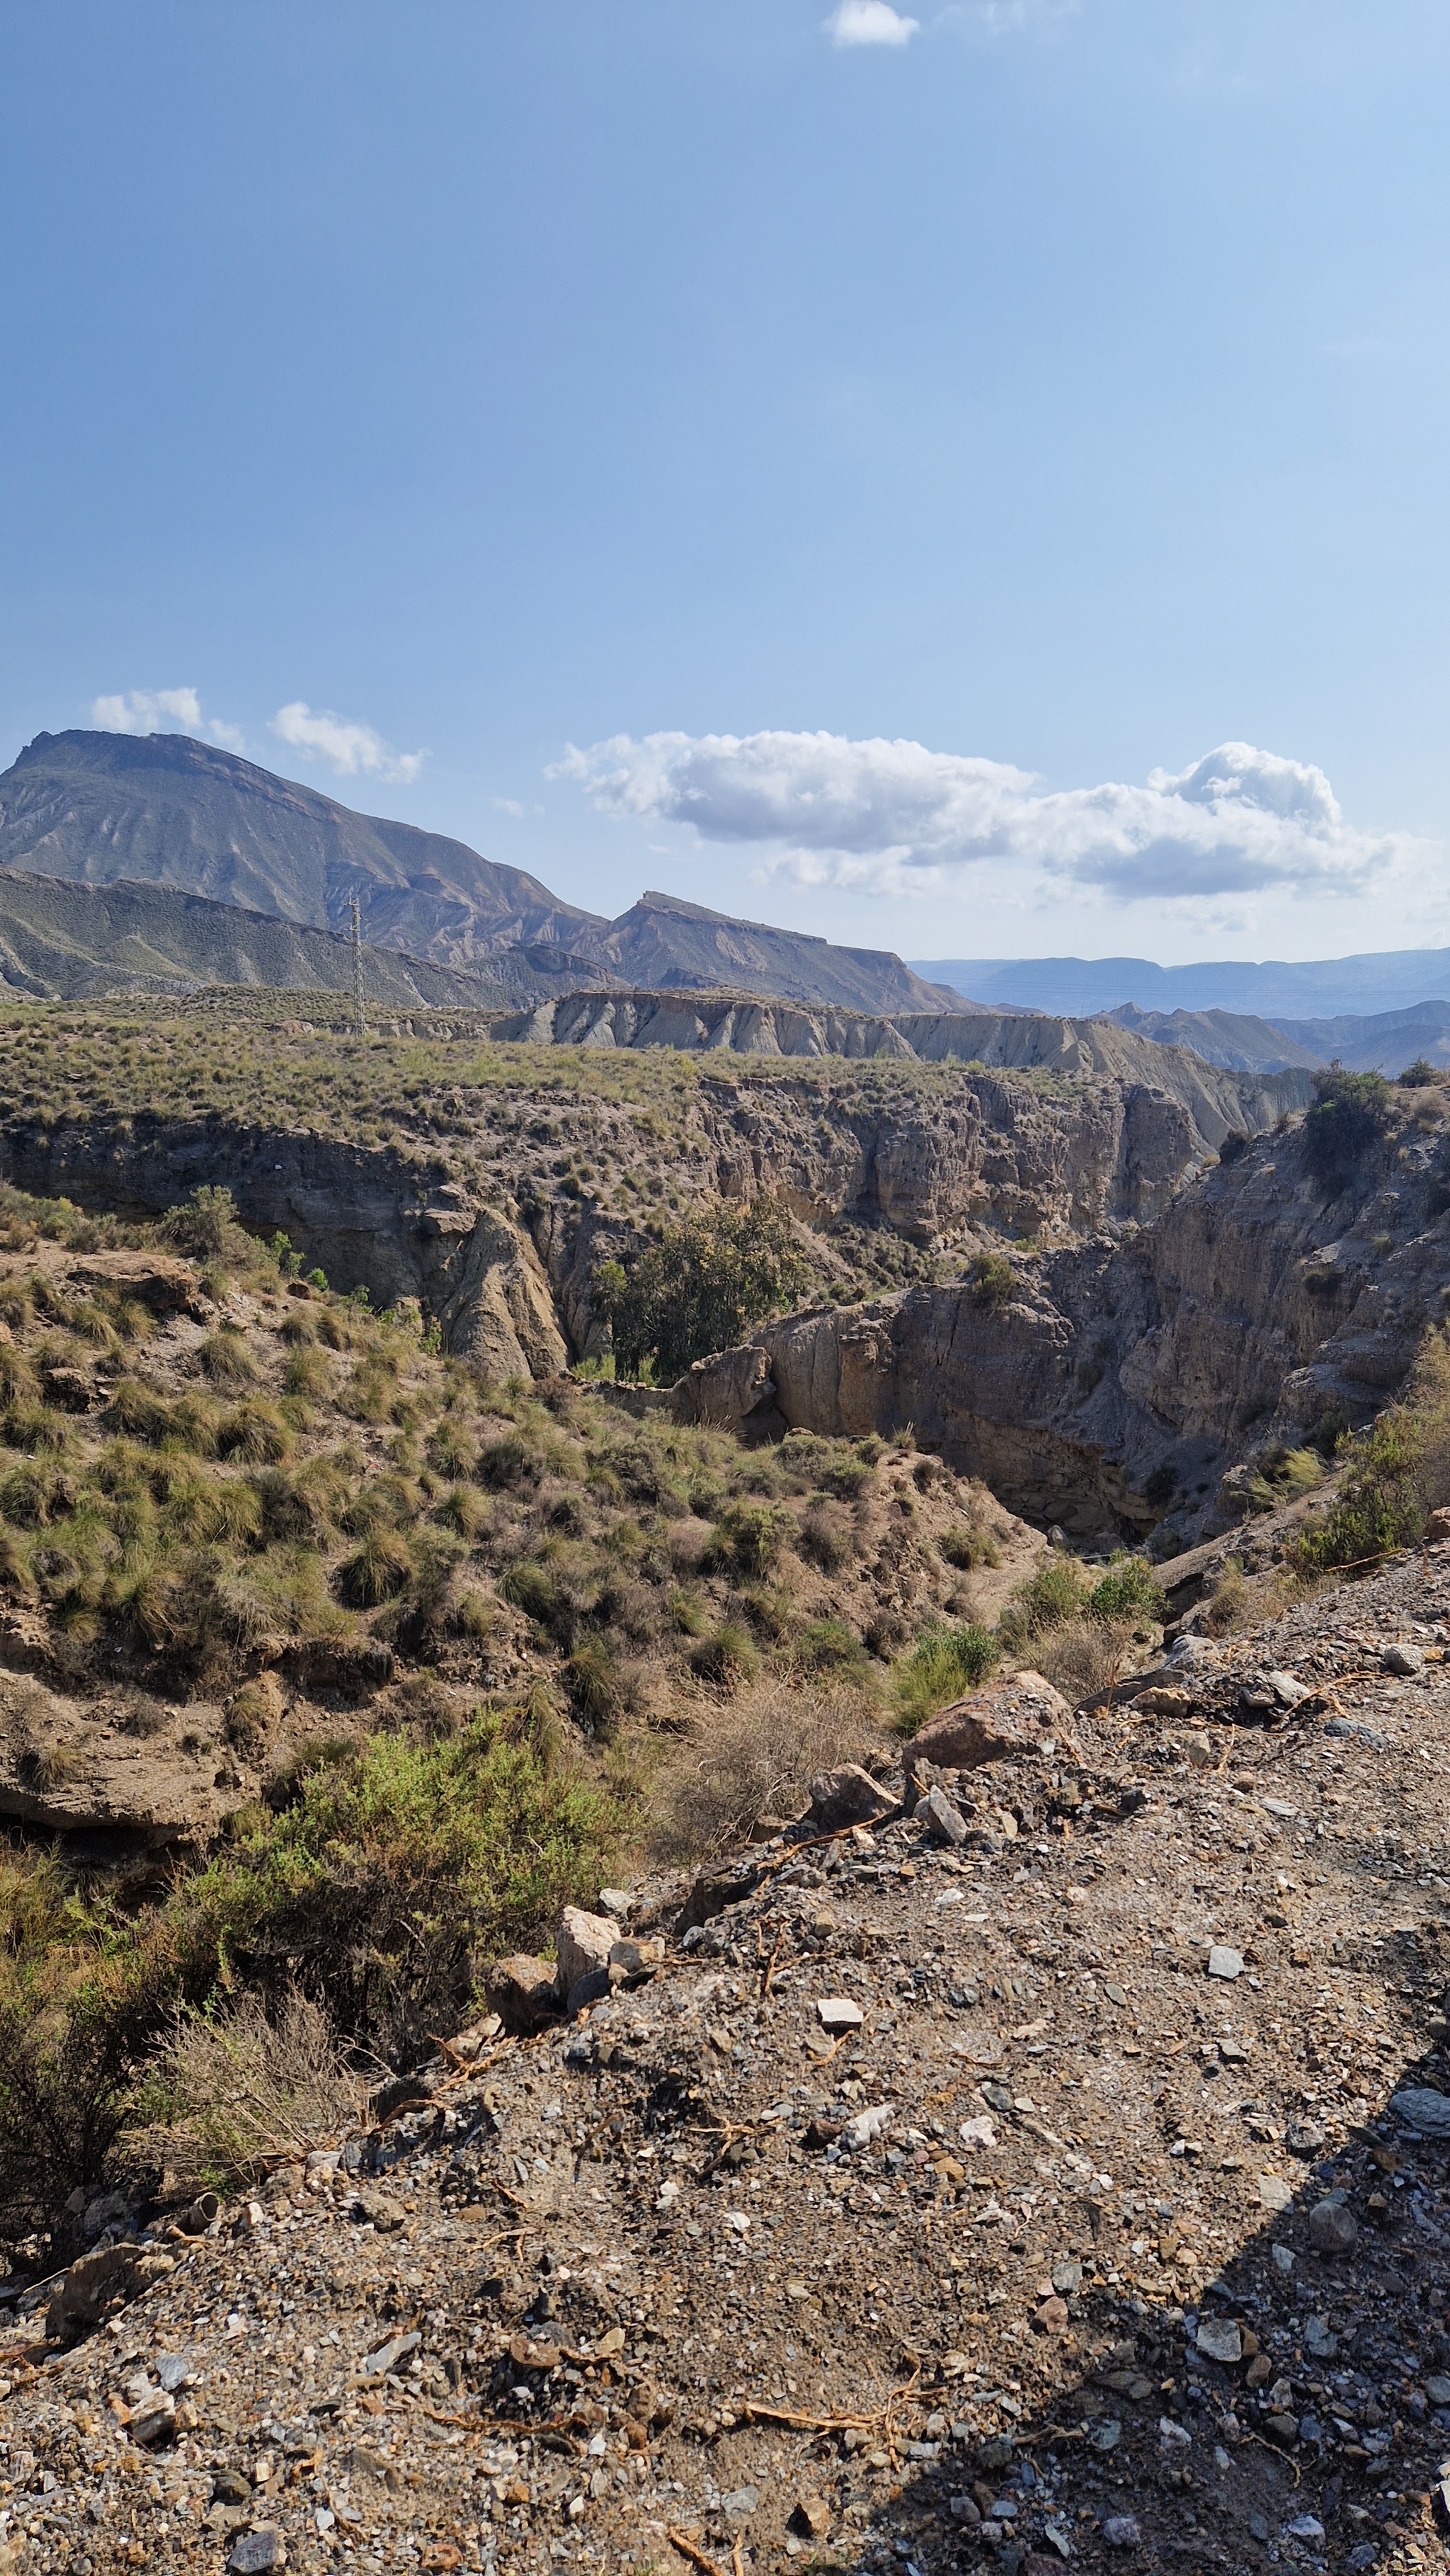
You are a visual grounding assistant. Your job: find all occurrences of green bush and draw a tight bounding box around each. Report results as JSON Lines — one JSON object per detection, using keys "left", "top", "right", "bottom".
{"left": 594, "top": 1196, "right": 809, "bottom": 1383}
{"left": 891, "top": 1621, "right": 998, "bottom": 1733}
{"left": 998, "top": 1554, "right": 1088, "bottom": 1652}
{"left": 1084, "top": 1554, "right": 1163, "bottom": 1622}
{"left": 939, "top": 1522, "right": 1000, "bottom": 1571}
{"left": 969, "top": 1251, "right": 1015, "bottom": 1310}
{"left": 794, "top": 1617, "right": 869, "bottom": 1676}
{"left": 1294, "top": 1336, "right": 1450, "bottom": 1574}
{"left": 1303, "top": 1066, "right": 1392, "bottom": 1189}
{"left": 1399, "top": 1057, "right": 1439, "bottom": 1088}
{"left": 690, "top": 1622, "right": 760, "bottom": 1690}
{"left": 704, "top": 1500, "right": 786, "bottom": 1580}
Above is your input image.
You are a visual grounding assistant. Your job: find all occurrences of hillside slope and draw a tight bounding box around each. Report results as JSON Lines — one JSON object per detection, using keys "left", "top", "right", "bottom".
{"left": 7, "top": 1544, "right": 1450, "bottom": 2576}
{"left": 0, "top": 867, "right": 588, "bottom": 1008}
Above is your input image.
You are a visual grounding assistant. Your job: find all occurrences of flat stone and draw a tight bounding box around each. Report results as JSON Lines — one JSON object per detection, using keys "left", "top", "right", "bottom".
{"left": 598, "top": 1887, "right": 631, "bottom": 1917}
{"left": 1102, "top": 2517, "right": 1141, "bottom": 2549}
{"left": 1304, "top": 2316, "right": 1337, "bottom": 2359}
{"left": 360, "top": 2329, "right": 421, "bottom": 2379}
{"left": 351, "top": 2190, "right": 406, "bottom": 2233}
{"left": 1391, "top": 2086, "right": 1450, "bottom": 2137}
{"left": 1267, "top": 1670, "right": 1311, "bottom": 1706}
{"left": 791, "top": 2496, "right": 831, "bottom": 2538}
{"left": 918, "top": 1782, "right": 969, "bottom": 1845}
{"left": 1257, "top": 2172, "right": 1294, "bottom": 2211}
{"left": 1206, "top": 1945, "right": 1243, "bottom": 1980}
{"left": 816, "top": 1995, "right": 864, "bottom": 2031}
{"left": 720, "top": 2485, "right": 759, "bottom": 2518}
{"left": 1383, "top": 1643, "right": 1427, "bottom": 1677}
{"left": 1033, "top": 2296, "right": 1068, "bottom": 2336}
{"left": 1425, "top": 2373, "right": 1450, "bottom": 2407}
{"left": 608, "top": 1937, "right": 664, "bottom": 1981}
{"left": 228, "top": 2535, "right": 287, "bottom": 2575}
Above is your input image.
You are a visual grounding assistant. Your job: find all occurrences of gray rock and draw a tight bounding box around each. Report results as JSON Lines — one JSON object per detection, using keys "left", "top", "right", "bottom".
{"left": 1308, "top": 2200, "right": 1357, "bottom": 2254}
{"left": 918, "top": 1783, "right": 969, "bottom": 1844}
{"left": 1426, "top": 2373, "right": 1450, "bottom": 2407}
{"left": 1194, "top": 2318, "right": 1242, "bottom": 2364}
{"left": 360, "top": 2329, "right": 421, "bottom": 2379}
{"left": 1102, "top": 2519, "right": 1141, "bottom": 2551}
{"left": 1206, "top": 1944, "right": 1243, "bottom": 1981}
{"left": 720, "top": 2485, "right": 759, "bottom": 2518}
{"left": 128, "top": 2391, "right": 176, "bottom": 2446}
{"left": 1267, "top": 1670, "right": 1311, "bottom": 1706}
{"left": 228, "top": 2535, "right": 287, "bottom": 2575}
{"left": 1304, "top": 2316, "right": 1337, "bottom": 2359}
{"left": 1391, "top": 2085, "right": 1450, "bottom": 2137}
{"left": 1383, "top": 1643, "right": 1427, "bottom": 1677}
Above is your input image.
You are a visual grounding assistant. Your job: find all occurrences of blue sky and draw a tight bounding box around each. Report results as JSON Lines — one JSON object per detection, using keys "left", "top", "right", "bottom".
{"left": 3, "top": 1, "right": 1449, "bottom": 964}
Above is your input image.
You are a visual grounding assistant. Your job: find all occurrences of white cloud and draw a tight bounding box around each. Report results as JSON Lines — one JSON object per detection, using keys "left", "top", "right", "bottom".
{"left": 554, "top": 728, "right": 1413, "bottom": 903}
{"left": 270, "top": 702, "right": 426, "bottom": 787}
{"left": 91, "top": 688, "right": 246, "bottom": 751}
{"left": 825, "top": 3, "right": 920, "bottom": 47}
{"left": 492, "top": 796, "right": 525, "bottom": 819}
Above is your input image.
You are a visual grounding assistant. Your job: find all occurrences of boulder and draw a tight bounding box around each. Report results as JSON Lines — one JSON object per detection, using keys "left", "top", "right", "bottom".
{"left": 554, "top": 1905, "right": 617, "bottom": 1995}
{"left": 672, "top": 1343, "right": 777, "bottom": 1432}
{"left": 484, "top": 1954, "right": 560, "bottom": 2035}
{"left": 904, "top": 1671, "right": 1071, "bottom": 1777}
{"left": 677, "top": 1864, "right": 760, "bottom": 1934}
{"left": 802, "top": 1762, "right": 898, "bottom": 1833}
{"left": 70, "top": 1252, "right": 199, "bottom": 1313}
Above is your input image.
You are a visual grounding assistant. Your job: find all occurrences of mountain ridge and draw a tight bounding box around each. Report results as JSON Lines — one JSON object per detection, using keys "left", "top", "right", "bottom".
{"left": 0, "top": 731, "right": 960, "bottom": 1014}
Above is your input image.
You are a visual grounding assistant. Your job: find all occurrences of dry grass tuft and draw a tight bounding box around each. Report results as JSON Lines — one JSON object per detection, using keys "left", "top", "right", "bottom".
{"left": 645, "top": 1676, "right": 886, "bottom": 1864}
{"left": 135, "top": 1991, "right": 360, "bottom": 2194}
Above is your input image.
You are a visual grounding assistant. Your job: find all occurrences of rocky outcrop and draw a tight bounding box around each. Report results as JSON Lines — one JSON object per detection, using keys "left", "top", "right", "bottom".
{"left": 0, "top": 1671, "right": 233, "bottom": 1845}
{"left": 675, "top": 1105, "right": 1450, "bottom": 1546}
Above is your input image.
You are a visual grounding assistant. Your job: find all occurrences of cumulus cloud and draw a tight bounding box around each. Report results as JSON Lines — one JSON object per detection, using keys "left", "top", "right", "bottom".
{"left": 91, "top": 688, "right": 245, "bottom": 751}
{"left": 270, "top": 702, "right": 426, "bottom": 786}
{"left": 554, "top": 728, "right": 1408, "bottom": 902}
{"left": 825, "top": 2, "right": 920, "bottom": 46}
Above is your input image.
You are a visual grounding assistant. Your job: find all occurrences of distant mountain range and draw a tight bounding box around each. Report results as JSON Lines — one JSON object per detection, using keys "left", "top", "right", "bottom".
{"left": 0, "top": 731, "right": 959, "bottom": 1014}
{"left": 910, "top": 950, "right": 1450, "bottom": 1020}
{"left": 1104, "top": 1001, "right": 1450, "bottom": 1078}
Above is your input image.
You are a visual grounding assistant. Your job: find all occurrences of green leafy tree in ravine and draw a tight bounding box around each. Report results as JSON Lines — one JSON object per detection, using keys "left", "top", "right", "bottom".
{"left": 595, "top": 1197, "right": 810, "bottom": 1383}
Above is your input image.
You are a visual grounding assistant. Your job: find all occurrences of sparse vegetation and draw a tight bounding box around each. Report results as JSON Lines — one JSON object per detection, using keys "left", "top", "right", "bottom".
{"left": 1294, "top": 1330, "right": 1450, "bottom": 1575}
{"left": 891, "top": 1620, "right": 998, "bottom": 1732}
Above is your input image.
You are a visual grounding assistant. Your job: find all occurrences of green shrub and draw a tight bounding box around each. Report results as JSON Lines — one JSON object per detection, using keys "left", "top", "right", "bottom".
{"left": 704, "top": 1500, "right": 785, "bottom": 1580}
{"left": 998, "top": 1554, "right": 1088, "bottom": 1652}
{"left": 594, "top": 1196, "right": 809, "bottom": 1382}
{"left": 969, "top": 1251, "right": 1015, "bottom": 1310}
{"left": 690, "top": 1622, "right": 760, "bottom": 1690}
{"left": 1085, "top": 1554, "right": 1163, "bottom": 1622}
{"left": 336, "top": 1529, "right": 413, "bottom": 1607}
{"left": 1242, "top": 1445, "right": 1325, "bottom": 1512}
{"left": 1303, "top": 1066, "right": 1391, "bottom": 1189}
{"left": 794, "top": 1618, "right": 869, "bottom": 1676}
{"left": 939, "top": 1522, "right": 1001, "bottom": 1571}
{"left": 1293, "top": 1335, "right": 1450, "bottom": 1573}
{"left": 563, "top": 1637, "right": 634, "bottom": 1737}
{"left": 891, "top": 1621, "right": 998, "bottom": 1732}
{"left": 1399, "top": 1057, "right": 1439, "bottom": 1087}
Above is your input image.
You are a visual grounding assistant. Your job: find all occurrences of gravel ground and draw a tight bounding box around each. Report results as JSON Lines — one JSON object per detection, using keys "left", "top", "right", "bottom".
{"left": 11, "top": 1549, "right": 1450, "bottom": 2576}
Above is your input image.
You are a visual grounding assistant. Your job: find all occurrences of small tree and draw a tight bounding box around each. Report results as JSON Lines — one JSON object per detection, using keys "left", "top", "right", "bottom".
{"left": 594, "top": 1197, "right": 809, "bottom": 1383}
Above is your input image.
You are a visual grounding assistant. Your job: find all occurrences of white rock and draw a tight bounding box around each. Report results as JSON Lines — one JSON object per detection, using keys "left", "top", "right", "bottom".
{"left": 840, "top": 2103, "right": 894, "bottom": 2151}
{"left": 554, "top": 1906, "right": 617, "bottom": 1995}
{"left": 1257, "top": 2172, "right": 1294, "bottom": 2212}
{"left": 816, "top": 1996, "right": 864, "bottom": 2032}
{"left": 1194, "top": 2318, "right": 1242, "bottom": 2364}
{"left": 1206, "top": 1944, "right": 1243, "bottom": 1980}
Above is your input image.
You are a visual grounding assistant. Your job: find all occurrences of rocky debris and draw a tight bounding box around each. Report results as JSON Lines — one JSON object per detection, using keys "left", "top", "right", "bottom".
{"left": 18, "top": 1544, "right": 1450, "bottom": 2572}
{"left": 46, "top": 2241, "right": 177, "bottom": 2337}
{"left": 903, "top": 1670, "right": 1073, "bottom": 1777}
{"left": 275, "top": 1636, "right": 394, "bottom": 1699}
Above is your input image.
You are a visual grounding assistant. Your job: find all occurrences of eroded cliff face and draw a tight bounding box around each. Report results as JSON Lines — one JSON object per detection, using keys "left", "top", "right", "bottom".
{"left": 677, "top": 1105, "right": 1450, "bottom": 1547}
{"left": 0, "top": 1046, "right": 1288, "bottom": 1376}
